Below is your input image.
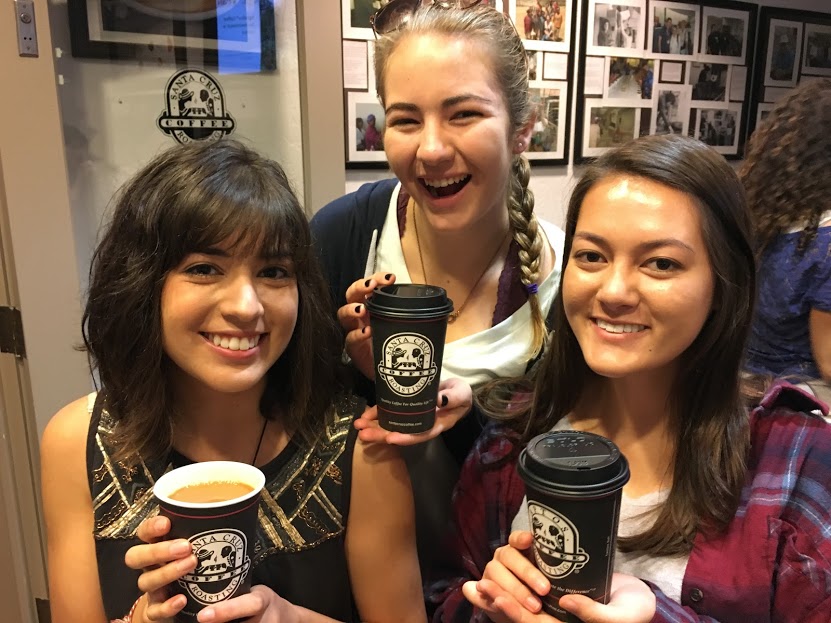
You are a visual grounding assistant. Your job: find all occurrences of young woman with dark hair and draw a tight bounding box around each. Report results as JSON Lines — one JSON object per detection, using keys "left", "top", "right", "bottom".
{"left": 41, "top": 139, "right": 425, "bottom": 623}
{"left": 427, "top": 135, "right": 831, "bottom": 622}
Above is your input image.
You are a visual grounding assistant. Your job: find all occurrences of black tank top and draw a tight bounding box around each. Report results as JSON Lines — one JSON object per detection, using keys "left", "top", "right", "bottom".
{"left": 86, "top": 393, "right": 362, "bottom": 621}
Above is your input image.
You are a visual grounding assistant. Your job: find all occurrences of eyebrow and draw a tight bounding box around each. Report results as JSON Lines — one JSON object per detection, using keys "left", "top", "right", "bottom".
{"left": 385, "top": 93, "right": 494, "bottom": 115}
{"left": 573, "top": 232, "right": 695, "bottom": 254}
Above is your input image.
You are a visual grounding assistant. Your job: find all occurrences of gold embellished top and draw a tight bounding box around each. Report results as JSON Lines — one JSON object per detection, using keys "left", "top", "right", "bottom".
{"left": 86, "top": 392, "right": 362, "bottom": 621}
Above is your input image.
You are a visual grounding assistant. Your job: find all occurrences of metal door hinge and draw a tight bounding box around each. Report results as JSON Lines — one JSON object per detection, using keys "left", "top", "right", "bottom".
{"left": 0, "top": 306, "right": 26, "bottom": 358}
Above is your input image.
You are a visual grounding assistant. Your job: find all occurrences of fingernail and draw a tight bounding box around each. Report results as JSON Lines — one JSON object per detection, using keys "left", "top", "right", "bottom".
{"left": 170, "top": 540, "right": 191, "bottom": 556}
{"left": 355, "top": 304, "right": 362, "bottom": 314}
{"left": 364, "top": 279, "right": 371, "bottom": 287}
{"left": 199, "top": 608, "right": 215, "bottom": 622}
{"left": 537, "top": 581, "right": 550, "bottom": 594}
{"left": 154, "top": 516, "right": 166, "bottom": 531}
{"left": 441, "top": 395, "right": 448, "bottom": 407}
{"left": 178, "top": 554, "right": 196, "bottom": 570}
{"left": 361, "top": 326, "right": 366, "bottom": 334}
{"left": 525, "top": 595, "right": 541, "bottom": 611}
{"left": 384, "top": 273, "right": 392, "bottom": 280}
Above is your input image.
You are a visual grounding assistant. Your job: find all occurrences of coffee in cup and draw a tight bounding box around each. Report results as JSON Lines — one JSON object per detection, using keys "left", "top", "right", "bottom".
{"left": 517, "top": 431, "right": 630, "bottom": 622}
{"left": 365, "top": 284, "right": 453, "bottom": 433}
{"left": 153, "top": 461, "right": 266, "bottom": 623}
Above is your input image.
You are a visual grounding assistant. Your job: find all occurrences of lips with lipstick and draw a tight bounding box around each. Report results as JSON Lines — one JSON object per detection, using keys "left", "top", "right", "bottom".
{"left": 201, "top": 333, "right": 263, "bottom": 351}
{"left": 421, "top": 175, "right": 471, "bottom": 198}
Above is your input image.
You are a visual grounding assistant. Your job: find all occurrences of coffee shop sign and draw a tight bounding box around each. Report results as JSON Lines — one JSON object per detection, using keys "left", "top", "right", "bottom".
{"left": 158, "top": 69, "right": 236, "bottom": 145}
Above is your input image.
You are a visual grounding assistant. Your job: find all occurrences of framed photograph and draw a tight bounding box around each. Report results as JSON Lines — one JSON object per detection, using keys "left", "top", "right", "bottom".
{"left": 586, "top": 0, "right": 645, "bottom": 57}
{"left": 526, "top": 81, "right": 569, "bottom": 162}
{"left": 582, "top": 103, "right": 641, "bottom": 158}
{"left": 802, "top": 23, "right": 831, "bottom": 77}
{"left": 764, "top": 19, "right": 803, "bottom": 87}
{"left": 347, "top": 91, "right": 387, "bottom": 165}
{"left": 342, "top": 0, "right": 384, "bottom": 40}
{"left": 699, "top": 6, "right": 749, "bottom": 65}
{"left": 651, "top": 84, "right": 690, "bottom": 136}
{"left": 659, "top": 60, "right": 684, "bottom": 83}
{"left": 688, "top": 61, "right": 731, "bottom": 107}
{"left": 67, "top": 0, "right": 277, "bottom": 70}
{"left": 510, "top": 0, "right": 571, "bottom": 53}
{"left": 602, "top": 56, "right": 655, "bottom": 106}
{"left": 648, "top": 1, "right": 698, "bottom": 60}
{"left": 695, "top": 103, "right": 742, "bottom": 155}
{"left": 755, "top": 102, "right": 775, "bottom": 128}
{"left": 527, "top": 49, "right": 542, "bottom": 81}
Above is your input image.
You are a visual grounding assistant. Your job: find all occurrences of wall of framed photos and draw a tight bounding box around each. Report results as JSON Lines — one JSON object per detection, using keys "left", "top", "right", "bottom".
{"left": 747, "top": 7, "right": 831, "bottom": 140}
{"left": 339, "top": 0, "right": 577, "bottom": 168}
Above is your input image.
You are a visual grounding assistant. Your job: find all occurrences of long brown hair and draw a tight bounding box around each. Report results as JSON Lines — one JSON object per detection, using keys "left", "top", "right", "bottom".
{"left": 374, "top": 5, "right": 547, "bottom": 355}
{"left": 740, "top": 78, "right": 831, "bottom": 255}
{"left": 83, "top": 139, "right": 346, "bottom": 461}
{"left": 480, "top": 135, "right": 756, "bottom": 555}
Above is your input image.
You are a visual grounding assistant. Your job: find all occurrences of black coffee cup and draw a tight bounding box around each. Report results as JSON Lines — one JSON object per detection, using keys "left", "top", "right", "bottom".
{"left": 365, "top": 284, "right": 454, "bottom": 433}
{"left": 153, "top": 461, "right": 266, "bottom": 623}
{"left": 517, "top": 431, "right": 630, "bottom": 622}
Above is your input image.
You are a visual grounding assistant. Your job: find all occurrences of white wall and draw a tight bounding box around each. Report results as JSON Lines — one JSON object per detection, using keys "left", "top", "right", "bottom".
{"left": 344, "top": 0, "right": 831, "bottom": 231}
{"left": 48, "top": 0, "right": 304, "bottom": 293}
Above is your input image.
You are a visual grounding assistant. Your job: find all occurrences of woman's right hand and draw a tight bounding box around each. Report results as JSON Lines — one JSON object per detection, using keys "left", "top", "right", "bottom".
{"left": 337, "top": 272, "right": 396, "bottom": 380}
{"left": 124, "top": 515, "right": 197, "bottom": 622}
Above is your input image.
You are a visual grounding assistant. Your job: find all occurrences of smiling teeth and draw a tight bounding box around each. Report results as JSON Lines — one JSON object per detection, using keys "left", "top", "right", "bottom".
{"left": 423, "top": 175, "right": 468, "bottom": 188}
{"left": 207, "top": 334, "right": 260, "bottom": 350}
{"left": 596, "top": 320, "right": 646, "bottom": 334}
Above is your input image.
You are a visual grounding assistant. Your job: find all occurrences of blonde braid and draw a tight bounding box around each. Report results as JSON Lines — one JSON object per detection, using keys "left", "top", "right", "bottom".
{"left": 507, "top": 154, "right": 546, "bottom": 357}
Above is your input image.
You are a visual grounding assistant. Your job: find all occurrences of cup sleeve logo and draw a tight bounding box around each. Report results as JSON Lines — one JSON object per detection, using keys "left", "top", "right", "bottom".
{"left": 179, "top": 529, "right": 251, "bottom": 605}
{"left": 528, "top": 502, "right": 589, "bottom": 579}
{"left": 377, "top": 333, "right": 437, "bottom": 397}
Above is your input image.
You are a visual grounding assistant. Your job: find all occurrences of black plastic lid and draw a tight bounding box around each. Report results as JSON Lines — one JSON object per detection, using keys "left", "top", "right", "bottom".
{"left": 365, "top": 283, "right": 454, "bottom": 319}
{"left": 517, "top": 431, "right": 630, "bottom": 498}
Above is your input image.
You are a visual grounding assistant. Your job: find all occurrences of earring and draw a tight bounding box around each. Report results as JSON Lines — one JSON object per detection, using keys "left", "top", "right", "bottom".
{"left": 516, "top": 141, "right": 524, "bottom": 150}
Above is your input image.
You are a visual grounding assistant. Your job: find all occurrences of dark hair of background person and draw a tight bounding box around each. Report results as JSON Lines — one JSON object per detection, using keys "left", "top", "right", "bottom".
{"left": 740, "top": 78, "right": 831, "bottom": 256}
{"left": 373, "top": 4, "right": 549, "bottom": 356}
{"left": 82, "top": 139, "right": 346, "bottom": 462}
{"left": 479, "top": 135, "right": 757, "bottom": 556}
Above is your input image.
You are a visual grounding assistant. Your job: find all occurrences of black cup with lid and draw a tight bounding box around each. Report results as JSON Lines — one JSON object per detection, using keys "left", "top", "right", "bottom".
{"left": 517, "top": 431, "right": 630, "bottom": 621}
{"left": 365, "top": 284, "right": 453, "bottom": 433}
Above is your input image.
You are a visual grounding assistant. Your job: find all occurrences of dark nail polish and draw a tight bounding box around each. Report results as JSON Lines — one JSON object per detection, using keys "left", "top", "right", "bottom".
{"left": 384, "top": 273, "right": 392, "bottom": 280}
{"left": 364, "top": 279, "right": 371, "bottom": 287}
{"left": 361, "top": 326, "right": 366, "bottom": 334}
{"left": 441, "top": 395, "right": 448, "bottom": 407}
{"left": 355, "top": 305, "right": 362, "bottom": 314}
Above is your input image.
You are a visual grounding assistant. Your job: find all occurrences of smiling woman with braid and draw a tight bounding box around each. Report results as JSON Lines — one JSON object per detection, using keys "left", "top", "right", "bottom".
{"left": 310, "top": 2, "right": 565, "bottom": 570}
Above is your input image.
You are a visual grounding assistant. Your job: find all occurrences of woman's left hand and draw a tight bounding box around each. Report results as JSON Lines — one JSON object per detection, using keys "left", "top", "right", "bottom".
{"left": 354, "top": 377, "right": 473, "bottom": 445}
{"left": 557, "top": 573, "right": 656, "bottom": 623}
{"left": 195, "top": 585, "right": 297, "bottom": 623}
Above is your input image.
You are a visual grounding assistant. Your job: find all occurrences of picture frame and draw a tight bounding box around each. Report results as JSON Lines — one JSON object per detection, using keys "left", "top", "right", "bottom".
{"left": 763, "top": 18, "right": 803, "bottom": 88}
{"left": 802, "top": 22, "right": 831, "bottom": 77}
{"left": 526, "top": 80, "right": 570, "bottom": 162}
{"left": 651, "top": 83, "right": 691, "bottom": 136}
{"left": 694, "top": 102, "right": 742, "bottom": 155}
{"left": 341, "top": 0, "right": 380, "bottom": 40}
{"left": 347, "top": 91, "right": 388, "bottom": 166}
{"left": 699, "top": 6, "right": 749, "bottom": 65}
{"left": 687, "top": 61, "right": 731, "bottom": 108}
{"left": 647, "top": 1, "right": 699, "bottom": 61}
{"left": 581, "top": 102, "right": 642, "bottom": 158}
{"left": 602, "top": 56, "right": 656, "bottom": 107}
{"left": 586, "top": 0, "right": 646, "bottom": 57}
{"left": 67, "top": 0, "right": 277, "bottom": 70}
{"left": 755, "top": 102, "right": 775, "bottom": 128}
{"left": 509, "top": 0, "right": 572, "bottom": 53}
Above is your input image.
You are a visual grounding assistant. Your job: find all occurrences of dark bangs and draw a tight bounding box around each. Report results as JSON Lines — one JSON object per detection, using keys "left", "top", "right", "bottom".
{"left": 154, "top": 154, "right": 311, "bottom": 273}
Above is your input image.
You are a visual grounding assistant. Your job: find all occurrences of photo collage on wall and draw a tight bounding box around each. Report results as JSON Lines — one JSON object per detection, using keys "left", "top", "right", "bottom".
{"left": 575, "top": 0, "right": 757, "bottom": 161}
{"left": 748, "top": 7, "right": 831, "bottom": 140}
{"left": 340, "top": 0, "right": 576, "bottom": 167}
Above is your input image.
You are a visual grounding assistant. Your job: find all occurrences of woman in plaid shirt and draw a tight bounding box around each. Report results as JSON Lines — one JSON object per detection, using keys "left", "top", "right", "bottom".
{"left": 426, "top": 135, "right": 831, "bottom": 622}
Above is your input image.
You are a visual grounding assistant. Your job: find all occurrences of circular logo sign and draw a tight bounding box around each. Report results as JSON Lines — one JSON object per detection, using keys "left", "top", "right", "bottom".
{"left": 158, "top": 69, "right": 235, "bottom": 145}
{"left": 178, "top": 528, "right": 251, "bottom": 605}
{"left": 376, "top": 333, "right": 438, "bottom": 397}
{"left": 528, "top": 502, "right": 589, "bottom": 579}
